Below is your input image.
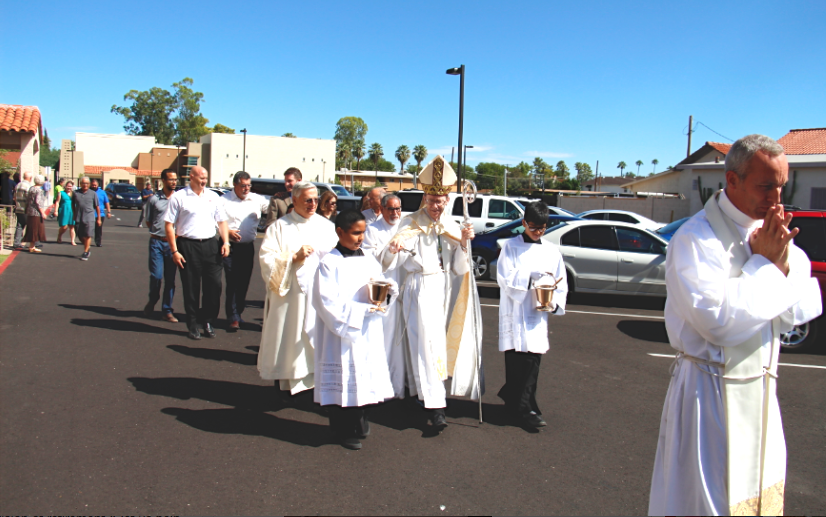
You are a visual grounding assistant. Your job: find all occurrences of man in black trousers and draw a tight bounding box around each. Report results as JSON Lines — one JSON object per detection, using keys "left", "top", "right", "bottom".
{"left": 164, "top": 166, "right": 231, "bottom": 340}
{"left": 220, "top": 171, "right": 269, "bottom": 331}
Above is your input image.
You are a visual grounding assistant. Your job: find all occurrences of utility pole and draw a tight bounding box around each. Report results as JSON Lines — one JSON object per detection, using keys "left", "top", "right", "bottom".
{"left": 595, "top": 160, "right": 599, "bottom": 192}
{"left": 687, "top": 115, "right": 693, "bottom": 158}
{"left": 504, "top": 164, "right": 508, "bottom": 196}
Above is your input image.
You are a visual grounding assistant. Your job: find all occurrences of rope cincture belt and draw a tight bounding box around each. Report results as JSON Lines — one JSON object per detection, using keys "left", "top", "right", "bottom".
{"left": 671, "top": 351, "right": 779, "bottom": 381}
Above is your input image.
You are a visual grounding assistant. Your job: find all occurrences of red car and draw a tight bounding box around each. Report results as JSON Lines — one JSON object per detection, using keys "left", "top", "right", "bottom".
{"left": 783, "top": 209, "right": 826, "bottom": 352}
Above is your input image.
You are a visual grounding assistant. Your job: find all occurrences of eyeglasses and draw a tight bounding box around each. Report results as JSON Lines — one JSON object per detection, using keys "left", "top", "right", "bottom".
{"left": 386, "top": 207, "right": 402, "bottom": 212}
{"left": 328, "top": 201, "right": 337, "bottom": 206}
{"left": 238, "top": 184, "right": 252, "bottom": 189}
{"left": 304, "top": 198, "right": 319, "bottom": 205}
{"left": 526, "top": 225, "right": 547, "bottom": 232}
{"left": 424, "top": 198, "right": 449, "bottom": 208}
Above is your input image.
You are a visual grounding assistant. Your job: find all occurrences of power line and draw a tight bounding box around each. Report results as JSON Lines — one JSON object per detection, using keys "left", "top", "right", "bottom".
{"left": 683, "top": 120, "right": 734, "bottom": 142}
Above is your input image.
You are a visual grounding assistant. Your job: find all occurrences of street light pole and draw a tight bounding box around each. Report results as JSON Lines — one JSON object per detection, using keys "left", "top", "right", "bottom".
{"left": 446, "top": 65, "right": 465, "bottom": 193}
{"left": 240, "top": 129, "right": 247, "bottom": 172}
{"left": 463, "top": 145, "right": 473, "bottom": 180}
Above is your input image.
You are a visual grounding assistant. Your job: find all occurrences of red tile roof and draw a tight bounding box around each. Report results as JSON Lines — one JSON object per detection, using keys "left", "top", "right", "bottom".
{"left": 0, "top": 104, "right": 42, "bottom": 134}
{"left": 84, "top": 165, "right": 159, "bottom": 177}
{"left": 777, "top": 128, "right": 826, "bottom": 155}
{"left": 707, "top": 142, "right": 731, "bottom": 155}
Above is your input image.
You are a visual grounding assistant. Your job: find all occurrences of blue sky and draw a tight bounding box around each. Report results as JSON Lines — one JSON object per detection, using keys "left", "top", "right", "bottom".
{"left": 2, "top": 0, "right": 824, "bottom": 177}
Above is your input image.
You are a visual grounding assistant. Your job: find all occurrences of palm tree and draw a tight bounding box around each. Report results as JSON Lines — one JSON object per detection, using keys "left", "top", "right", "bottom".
{"left": 352, "top": 140, "right": 365, "bottom": 171}
{"left": 369, "top": 142, "right": 384, "bottom": 183}
{"left": 652, "top": 158, "right": 659, "bottom": 174}
{"left": 635, "top": 160, "right": 643, "bottom": 175}
{"left": 395, "top": 145, "right": 411, "bottom": 179}
{"left": 337, "top": 143, "right": 351, "bottom": 170}
{"left": 412, "top": 145, "right": 427, "bottom": 188}
{"left": 617, "top": 161, "right": 627, "bottom": 178}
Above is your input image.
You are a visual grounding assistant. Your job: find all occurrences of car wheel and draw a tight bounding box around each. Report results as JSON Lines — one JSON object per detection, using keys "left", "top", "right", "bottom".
{"left": 472, "top": 253, "right": 490, "bottom": 280}
{"left": 780, "top": 317, "right": 820, "bottom": 353}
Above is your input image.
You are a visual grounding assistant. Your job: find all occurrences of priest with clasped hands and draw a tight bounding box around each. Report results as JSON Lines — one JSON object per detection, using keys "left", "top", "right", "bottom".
{"left": 381, "top": 156, "right": 477, "bottom": 432}
{"left": 648, "top": 134, "right": 822, "bottom": 516}
{"left": 258, "top": 180, "right": 337, "bottom": 401}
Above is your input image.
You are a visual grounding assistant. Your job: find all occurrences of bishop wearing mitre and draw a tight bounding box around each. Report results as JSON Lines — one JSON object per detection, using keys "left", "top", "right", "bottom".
{"left": 258, "top": 181, "right": 337, "bottom": 399}
{"left": 380, "top": 156, "right": 481, "bottom": 431}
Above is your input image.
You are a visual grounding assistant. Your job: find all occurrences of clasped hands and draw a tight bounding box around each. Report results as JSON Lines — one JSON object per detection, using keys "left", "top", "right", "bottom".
{"left": 748, "top": 205, "right": 799, "bottom": 276}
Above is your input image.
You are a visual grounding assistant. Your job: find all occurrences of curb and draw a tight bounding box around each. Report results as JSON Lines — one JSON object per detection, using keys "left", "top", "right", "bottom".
{"left": 0, "top": 250, "right": 20, "bottom": 276}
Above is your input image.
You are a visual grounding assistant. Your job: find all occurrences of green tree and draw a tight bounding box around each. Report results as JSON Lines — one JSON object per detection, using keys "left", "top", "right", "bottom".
{"left": 171, "top": 78, "right": 209, "bottom": 146}
{"left": 574, "top": 162, "right": 594, "bottom": 182}
{"left": 412, "top": 144, "right": 428, "bottom": 186}
{"left": 475, "top": 162, "right": 506, "bottom": 190}
{"left": 208, "top": 123, "right": 235, "bottom": 134}
{"left": 555, "top": 160, "right": 570, "bottom": 180}
{"left": 111, "top": 86, "right": 177, "bottom": 144}
{"left": 336, "top": 143, "right": 351, "bottom": 170}
{"left": 395, "top": 145, "right": 411, "bottom": 177}
{"left": 448, "top": 161, "right": 476, "bottom": 181}
{"left": 334, "top": 117, "right": 368, "bottom": 149}
{"left": 617, "top": 161, "right": 627, "bottom": 177}
{"left": 352, "top": 140, "right": 365, "bottom": 171}
{"left": 359, "top": 156, "right": 395, "bottom": 172}
{"left": 532, "top": 157, "right": 549, "bottom": 176}
{"left": 282, "top": 132, "right": 296, "bottom": 138}
{"left": 369, "top": 142, "right": 384, "bottom": 181}
{"left": 635, "top": 159, "right": 643, "bottom": 175}
{"left": 652, "top": 158, "right": 659, "bottom": 174}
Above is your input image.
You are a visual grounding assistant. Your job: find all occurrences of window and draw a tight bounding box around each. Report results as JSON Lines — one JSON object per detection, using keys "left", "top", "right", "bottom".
{"left": 489, "top": 199, "right": 520, "bottom": 220}
{"left": 608, "top": 213, "right": 639, "bottom": 224}
{"left": 187, "top": 157, "right": 198, "bottom": 166}
{"left": 582, "top": 213, "right": 605, "bottom": 220}
{"left": 398, "top": 192, "right": 423, "bottom": 212}
{"left": 560, "top": 228, "right": 580, "bottom": 247}
{"left": 790, "top": 218, "right": 826, "bottom": 262}
{"left": 452, "top": 198, "right": 482, "bottom": 217}
{"left": 616, "top": 227, "right": 664, "bottom": 254}
{"left": 580, "top": 226, "right": 618, "bottom": 250}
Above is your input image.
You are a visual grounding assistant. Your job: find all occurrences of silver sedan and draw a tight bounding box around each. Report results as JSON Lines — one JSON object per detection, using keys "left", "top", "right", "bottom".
{"left": 491, "top": 220, "right": 669, "bottom": 297}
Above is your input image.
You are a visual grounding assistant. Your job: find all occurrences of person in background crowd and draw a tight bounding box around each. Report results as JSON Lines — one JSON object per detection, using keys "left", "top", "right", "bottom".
{"left": 144, "top": 169, "right": 179, "bottom": 323}
{"left": 318, "top": 190, "right": 338, "bottom": 222}
{"left": 361, "top": 186, "right": 385, "bottom": 225}
{"left": 56, "top": 180, "right": 76, "bottom": 245}
{"left": 164, "top": 166, "right": 230, "bottom": 340}
{"left": 137, "top": 182, "right": 154, "bottom": 227}
{"left": 22, "top": 175, "right": 49, "bottom": 253}
{"left": 50, "top": 178, "right": 65, "bottom": 219}
{"left": 72, "top": 177, "right": 100, "bottom": 261}
{"left": 1, "top": 171, "right": 15, "bottom": 206}
{"left": 221, "top": 171, "right": 269, "bottom": 331}
{"left": 90, "top": 179, "right": 111, "bottom": 247}
{"left": 13, "top": 172, "right": 33, "bottom": 250}
{"left": 43, "top": 176, "right": 52, "bottom": 197}
{"left": 266, "top": 167, "right": 301, "bottom": 227}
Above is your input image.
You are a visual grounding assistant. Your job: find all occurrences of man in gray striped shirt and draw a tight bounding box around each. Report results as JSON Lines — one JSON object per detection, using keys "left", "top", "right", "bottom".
{"left": 143, "top": 169, "right": 179, "bottom": 323}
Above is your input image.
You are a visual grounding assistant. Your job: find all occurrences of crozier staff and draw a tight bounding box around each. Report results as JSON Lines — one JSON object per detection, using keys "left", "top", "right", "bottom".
{"left": 648, "top": 134, "right": 822, "bottom": 515}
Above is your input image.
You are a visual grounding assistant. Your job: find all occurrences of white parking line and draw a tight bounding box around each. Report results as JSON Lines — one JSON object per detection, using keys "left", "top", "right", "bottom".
{"left": 647, "top": 353, "right": 826, "bottom": 370}
{"left": 480, "top": 303, "right": 665, "bottom": 320}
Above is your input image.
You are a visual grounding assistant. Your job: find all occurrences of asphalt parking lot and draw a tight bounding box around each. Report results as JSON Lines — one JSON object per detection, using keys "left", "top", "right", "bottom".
{"left": 1, "top": 208, "right": 824, "bottom": 515}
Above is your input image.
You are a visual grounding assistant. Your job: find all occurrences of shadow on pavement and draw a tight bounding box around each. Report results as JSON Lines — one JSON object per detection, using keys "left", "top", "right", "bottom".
{"left": 616, "top": 320, "right": 669, "bottom": 343}
{"left": 71, "top": 318, "right": 187, "bottom": 336}
{"left": 246, "top": 345, "right": 260, "bottom": 353}
{"left": 60, "top": 304, "right": 145, "bottom": 319}
{"left": 160, "top": 407, "right": 330, "bottom": 447}
{"left": 567, "top": 292, "right": 665, "bottom": 311}
{"left": 167, "top": 344, "right": 257, "bottom": 366}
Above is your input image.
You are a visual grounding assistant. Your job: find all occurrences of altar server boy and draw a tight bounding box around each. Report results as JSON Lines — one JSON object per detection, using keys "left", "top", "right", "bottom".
{"left": 312, "top": 209, "right": 399, "bottom": 450}
{"left": 496, "top": 201, "right": 568, "bottom": 428}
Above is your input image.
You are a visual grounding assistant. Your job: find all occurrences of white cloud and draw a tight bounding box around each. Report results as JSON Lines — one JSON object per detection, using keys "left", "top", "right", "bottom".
{"left": 523, "top": 151, "right": 574, "bottom": 159}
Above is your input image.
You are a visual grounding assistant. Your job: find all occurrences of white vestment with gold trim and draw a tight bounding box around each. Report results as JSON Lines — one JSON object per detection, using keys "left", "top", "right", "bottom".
{"left": 649, "top": 191, "right": 822, "bottom": 516}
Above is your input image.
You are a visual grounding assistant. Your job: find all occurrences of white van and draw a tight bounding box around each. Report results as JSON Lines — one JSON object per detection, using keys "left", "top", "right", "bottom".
{"left": 394, "top": 190, "right": 525, "bottom": 234}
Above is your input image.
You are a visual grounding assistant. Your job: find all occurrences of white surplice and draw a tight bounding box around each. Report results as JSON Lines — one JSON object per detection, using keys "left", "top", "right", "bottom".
{"left": 649, "top": 191, "right": 822, "bottom": 516}
{"left": 380, "top": 209, "right": 470, "bottom": 409}
{"left": 362, "top": 208, "right": 382, "bottom": 225}
{"left": 363, "top": 217, "right": 407, "bottom": 398}
{"left": 312, "top": 250, "right": 396, "bottom": 407}
{"left": 257, "top": 211, "right": 338, "bottom": 394}
{"left": 497, "top": 236, "right": 568, "bottom": 354}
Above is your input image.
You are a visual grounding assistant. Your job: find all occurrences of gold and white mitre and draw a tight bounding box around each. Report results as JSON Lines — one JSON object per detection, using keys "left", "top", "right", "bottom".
{"left": 418, "top": 156, "right": 456, "bottom": 195}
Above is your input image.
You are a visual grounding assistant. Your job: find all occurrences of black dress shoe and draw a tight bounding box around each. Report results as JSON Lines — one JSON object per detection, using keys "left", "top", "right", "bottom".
{"left": 522, "top": 412, "right": 547, "bottom": 428}
{"left": 203, "top": 322, "right": 216, "bottom": 338}
{"left": 339, "top": 436, "right": 362, "bottom": 450}
{"left": 187, "top": 326, "right": 201, "bottom": 340}
{"left": 431, "top": 410, "right": 448, "bottom": 430}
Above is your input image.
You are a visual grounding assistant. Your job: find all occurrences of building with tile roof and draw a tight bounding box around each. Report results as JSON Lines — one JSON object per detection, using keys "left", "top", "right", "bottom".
{"left": 622, "top": 130, "right": 826, "bottom": 212}
{"left": 0, "top": 104, "right": 43, "bottom": 177}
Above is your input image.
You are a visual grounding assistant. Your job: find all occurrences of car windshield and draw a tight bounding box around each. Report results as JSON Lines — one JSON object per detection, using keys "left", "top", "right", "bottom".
{"left": 115, "top": 184, "right": 138, "bottom": 193}
{"left": 657, "top": 217, "right": 690, "bottom": 234}
{"left": 514, "top": 200, "right": 525, "bottom": 209}
{"left": 332, "top": 185, "right": 350, "bottom": 196}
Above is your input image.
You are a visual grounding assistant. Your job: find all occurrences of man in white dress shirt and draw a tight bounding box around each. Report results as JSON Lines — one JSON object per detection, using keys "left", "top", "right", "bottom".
{"left": 648, "top": 134, "right": 822, "bottom": 515}
{"left": 361, "top": 186, "right": 385, "bottom": 225}
{"left": 362, "top": 193, "right": 406, "bottom": 398}
{"left": 221, "top": 171, "right": 269, "bottom": 331}
{"left": 164, "top": 166, "right": 231, "bottom": 340}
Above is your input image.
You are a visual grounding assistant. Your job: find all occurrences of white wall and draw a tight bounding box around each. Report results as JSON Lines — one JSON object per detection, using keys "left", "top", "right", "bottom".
{"left": 201, "top": 133, "right": 336, "bottom": 187}
{"left": 76, "top": 133, "right": 157, "bottom": 167}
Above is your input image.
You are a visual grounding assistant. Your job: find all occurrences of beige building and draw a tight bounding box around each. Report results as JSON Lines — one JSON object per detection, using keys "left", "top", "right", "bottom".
{"left": 337, "top": 169, "right": 417, "bottom": 192}
{"left": 0, "top": 104, "right": 42, "bottom": 178}
{"left": 622, "top": 130, "right": 826, "bottom": 213}
{"left": 200, "top": 133, "right": 336, "bottom": 187}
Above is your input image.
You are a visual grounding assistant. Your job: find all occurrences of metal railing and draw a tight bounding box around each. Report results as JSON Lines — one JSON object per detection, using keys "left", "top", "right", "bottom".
{"left": 0, "top": 204, "right": 15, "bottom": 250}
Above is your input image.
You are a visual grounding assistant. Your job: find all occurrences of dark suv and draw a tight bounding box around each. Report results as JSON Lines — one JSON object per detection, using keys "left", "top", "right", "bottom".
{"left": 782, "top": 209, "right": 826, "bottom": 352}
{"left": 105, "top": 183, "right": 142, "bottom": 209}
